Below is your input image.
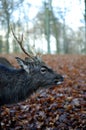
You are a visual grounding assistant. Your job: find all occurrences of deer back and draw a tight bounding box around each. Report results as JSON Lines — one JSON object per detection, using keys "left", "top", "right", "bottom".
{"left": 0, "top": 57, "right": 14, "bottom": 68}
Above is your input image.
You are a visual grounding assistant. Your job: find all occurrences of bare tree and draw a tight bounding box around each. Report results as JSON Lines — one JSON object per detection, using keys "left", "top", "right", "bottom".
{"left": 84, "top": 0, "right": 86, "bottom": 53}
{"left": 0, "top": 0, "right": 24, "bottom": 53}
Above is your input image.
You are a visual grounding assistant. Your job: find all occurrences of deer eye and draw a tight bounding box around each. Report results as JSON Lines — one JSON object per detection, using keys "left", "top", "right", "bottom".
{"left": 40, "top": 67, "right": 47, "bottom": 74}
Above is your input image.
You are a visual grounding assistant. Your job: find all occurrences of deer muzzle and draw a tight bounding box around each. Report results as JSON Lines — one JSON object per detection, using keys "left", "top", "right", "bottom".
{"left": 54, "top": 75, "right": 64, "bottom": 85}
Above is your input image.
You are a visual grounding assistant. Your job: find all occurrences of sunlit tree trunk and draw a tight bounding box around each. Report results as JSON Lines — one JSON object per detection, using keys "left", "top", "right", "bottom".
{"left": 6, "top": 13, "right": 10, "bottom": 53}
{"left": 44, "top": 1, "right": 51, "bottom": 54}
{"left": 50, "top": 0, "right": 60, "bottom": 54}
{"left": 2, "top": 0, "right": 10, "bottom": 53}
{"left": 0, "top": 36, "right": 3, "bottom": 53}
{"left": 84, "top": 0, "right": 86, "bottom": 53}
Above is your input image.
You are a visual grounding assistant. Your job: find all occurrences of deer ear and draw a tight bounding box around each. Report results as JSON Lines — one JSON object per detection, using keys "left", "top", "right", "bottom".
{"left": 15, "top": 57, "right": 30, "bottom": 73}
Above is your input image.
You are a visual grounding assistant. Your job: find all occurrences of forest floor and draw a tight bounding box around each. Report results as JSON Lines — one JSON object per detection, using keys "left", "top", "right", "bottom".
{"left": 0, "top": 54, "right": 86, "bottom": 130}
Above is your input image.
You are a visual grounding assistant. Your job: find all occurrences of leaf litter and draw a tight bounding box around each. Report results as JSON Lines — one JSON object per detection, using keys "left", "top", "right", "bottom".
{"left": 0, "top": 54, "right": 86, "bottom": 130}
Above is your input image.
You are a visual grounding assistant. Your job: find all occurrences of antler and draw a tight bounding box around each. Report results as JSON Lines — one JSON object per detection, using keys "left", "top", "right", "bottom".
{"left": 11, "top": 28, "right": 34, "bottom": 59}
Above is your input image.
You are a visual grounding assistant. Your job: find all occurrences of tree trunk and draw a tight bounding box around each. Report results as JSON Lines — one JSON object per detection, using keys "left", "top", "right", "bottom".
{"left": 84, "top": 0, "right": 86, "bottom": 53}
{"left": 6, "top": 16, "right": 10, "bottom": 53}
{"left": 0, "top": 36, "right": 3, "bottom": 53}
{"left": 49, "top": 0, "right": 60, "bottom": 54}
{"left": 44, "top": 2, "right": 51, "bottom": 54}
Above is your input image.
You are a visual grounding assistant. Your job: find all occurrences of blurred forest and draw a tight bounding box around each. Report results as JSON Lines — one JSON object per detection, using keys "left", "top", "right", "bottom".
{"left": 0, "top": 0, "right": 86, "bottom": 54}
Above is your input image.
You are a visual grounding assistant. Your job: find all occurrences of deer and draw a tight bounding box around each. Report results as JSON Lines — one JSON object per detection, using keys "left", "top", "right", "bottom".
{"left": 0, "top": 31, "right": 64, "bottom": 106}
{"left": 0, "top": 57, "right": 14, "bottom": 68}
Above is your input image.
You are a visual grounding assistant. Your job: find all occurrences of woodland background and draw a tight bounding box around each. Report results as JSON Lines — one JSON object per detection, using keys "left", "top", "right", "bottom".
{"left": 0, "top": 0, "right": 86, "bottom": 54}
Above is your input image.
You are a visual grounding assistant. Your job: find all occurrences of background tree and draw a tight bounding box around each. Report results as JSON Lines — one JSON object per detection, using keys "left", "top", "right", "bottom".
{"left": 84, "top": 0, "right": 86, "bottom": 52}
{"left": 0, "top": 0, "right": 24, "bottom": 53}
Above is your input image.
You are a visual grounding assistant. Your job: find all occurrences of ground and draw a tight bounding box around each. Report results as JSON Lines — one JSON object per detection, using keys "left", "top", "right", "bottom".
{"left": 0, "top": 54, "right": 86, "bottom": 130}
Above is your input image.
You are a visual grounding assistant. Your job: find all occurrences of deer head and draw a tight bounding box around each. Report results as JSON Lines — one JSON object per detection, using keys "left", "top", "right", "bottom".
{"left": 12, "top": 29, "right": 64, "bottom": 87}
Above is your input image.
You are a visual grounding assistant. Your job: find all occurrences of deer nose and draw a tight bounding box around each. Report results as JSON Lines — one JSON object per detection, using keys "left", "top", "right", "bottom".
{"left": 54, "top": 75, "right": 64, "bottom": 85}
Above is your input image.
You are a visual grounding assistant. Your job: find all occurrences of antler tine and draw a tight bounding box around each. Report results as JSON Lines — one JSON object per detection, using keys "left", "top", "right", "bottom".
{"left": 11, "top": 28, "right": 34, "bottom": 59}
